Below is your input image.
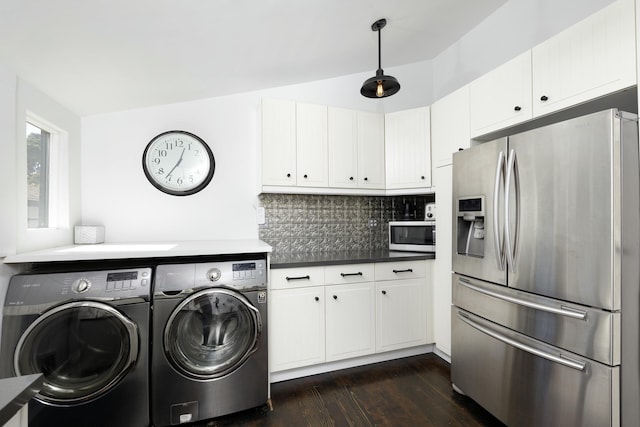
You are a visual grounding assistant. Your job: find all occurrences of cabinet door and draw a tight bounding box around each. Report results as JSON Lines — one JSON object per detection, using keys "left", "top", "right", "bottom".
{"left": 532, "top": 0, "right": 636, "bottom": 117}
{"left": 470, "top": 51, "right": 532, "bottom": 138}
{"left": 262, "top": 98, "right": 296, "bottom": 186}
{"left": 296, "top": 103, "right": 328, "bottom": 187}
{"left": 385, "top": 107, "right": 431, "bottom": 189}
{"left": 357, "top": 112, "right": 385, "bottom": 189}
{"left": 325, "top": 283, "right": 376, "bottom": 361}
{"left": 269, "top": 287, "right": 325, "bottom": 372}
{"left": 430, "top": 85, "right": 470, "bottom": 168}
{"left": 328, "top": 107, "right": 358, "bottom": 188}
{"left": 376, "top": 278, "right": 427, "bottom": 352}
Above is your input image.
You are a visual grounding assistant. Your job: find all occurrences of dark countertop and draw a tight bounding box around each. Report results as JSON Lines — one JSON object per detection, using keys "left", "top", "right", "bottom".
{"left": 270, "top": 250, "right": 435, "bottom": 269}
{"left": 0, "top": 374, "right": 43, "bottom": 425}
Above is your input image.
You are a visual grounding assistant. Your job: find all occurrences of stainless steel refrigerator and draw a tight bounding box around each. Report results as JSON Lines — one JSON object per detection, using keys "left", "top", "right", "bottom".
{"left": 451, "top": 109, "right": 640, "bottom": 427}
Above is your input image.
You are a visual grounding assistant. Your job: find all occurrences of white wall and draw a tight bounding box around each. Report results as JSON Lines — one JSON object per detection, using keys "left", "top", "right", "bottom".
{"left": 81, "top": 93, "right": 264, "bottom": 242}
{"left": 0, "top": 63, "right": 17, "bottom": 257}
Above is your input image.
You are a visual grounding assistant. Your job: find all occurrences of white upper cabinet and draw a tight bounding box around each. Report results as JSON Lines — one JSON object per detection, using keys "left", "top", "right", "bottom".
{"left": 296, "top": 103, "right": 328, "bottom": 187}
{"left": 470, "top": 51, "right": 533, "bottom": 138}
{"left": 261, "top": 98, "right": 296, "bottom": 186}
{"left": 357, "top": 111, "right": 386, "bottom": 189}
{"left": 532, "top": 0, "right": 636, "bottom": 117}
{"left": 384, "top": 107, "right": 431, "bottom": 189}
{"left": 262, "top": 100, "right": 384, "bottom": 193}
{"left": 328, "top": 107, "right": 359, "bottom": 188}
{"left": 328, "top": 108, "right": 385, "bottom": 190}
{"left": 431, "top": 85, "right": 470, "bottom": 169}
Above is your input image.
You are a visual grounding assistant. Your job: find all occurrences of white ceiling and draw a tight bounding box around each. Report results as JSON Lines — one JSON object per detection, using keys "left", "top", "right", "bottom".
{"left": 0, "top": 0, "right": 506, "bottom": 116}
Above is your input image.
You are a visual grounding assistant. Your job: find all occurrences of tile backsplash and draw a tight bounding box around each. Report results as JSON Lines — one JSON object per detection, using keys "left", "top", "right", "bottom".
{"left": 258, "top": 193, "right": 434, "bottom": 254}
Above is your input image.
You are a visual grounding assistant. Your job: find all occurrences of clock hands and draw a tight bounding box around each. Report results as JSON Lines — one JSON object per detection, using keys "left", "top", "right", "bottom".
{"left": 165, "top": 148, "right": 186, "bottom": 180}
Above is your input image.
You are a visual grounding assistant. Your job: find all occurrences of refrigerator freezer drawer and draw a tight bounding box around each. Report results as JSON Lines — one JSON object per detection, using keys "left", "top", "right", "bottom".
{"left": 453, "top": 273, "right": 620, "bottom": 365}
{"left": 452, "top": 308, "right": 619, "bottom": 427}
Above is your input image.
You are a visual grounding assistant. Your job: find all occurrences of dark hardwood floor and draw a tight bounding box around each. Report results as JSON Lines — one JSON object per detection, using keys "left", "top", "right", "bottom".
{"left": 202, "top": 354, "right": 505, "bottom": 427}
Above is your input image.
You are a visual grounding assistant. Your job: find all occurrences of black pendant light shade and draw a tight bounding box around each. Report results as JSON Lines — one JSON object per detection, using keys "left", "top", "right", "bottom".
{"left": 361, "top": 18, "right": 400, "bottom": 98}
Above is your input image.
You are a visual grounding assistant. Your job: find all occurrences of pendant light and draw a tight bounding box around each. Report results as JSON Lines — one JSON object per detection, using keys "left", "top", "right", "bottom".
{"left": 361, "top": 18, "right": 400, "bottom": 98}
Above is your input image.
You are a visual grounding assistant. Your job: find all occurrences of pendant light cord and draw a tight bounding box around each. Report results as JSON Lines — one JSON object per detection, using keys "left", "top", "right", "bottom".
{"left": 377, "top": 27, "right": 382, "bottom": 71}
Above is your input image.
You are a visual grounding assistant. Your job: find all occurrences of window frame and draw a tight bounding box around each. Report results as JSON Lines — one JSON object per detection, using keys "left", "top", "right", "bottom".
{"left": 24, "top": 112, "right": 68, "bottom": 231}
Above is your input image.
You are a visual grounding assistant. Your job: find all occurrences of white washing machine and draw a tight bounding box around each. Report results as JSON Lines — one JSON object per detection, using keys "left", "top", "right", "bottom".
{"left": 151, "top": 257, "right": 268, "bottom": 426}
{"left": 0, "top": 267, "right": 151, "bottom": 427}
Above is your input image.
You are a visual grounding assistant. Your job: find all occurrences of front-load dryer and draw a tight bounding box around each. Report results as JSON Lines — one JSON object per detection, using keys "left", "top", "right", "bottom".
{"left": 151, "top": 257, "right": 268, "bottom": 426}
{"left": 0, "top": 267, "right": 151, "bottom": 427}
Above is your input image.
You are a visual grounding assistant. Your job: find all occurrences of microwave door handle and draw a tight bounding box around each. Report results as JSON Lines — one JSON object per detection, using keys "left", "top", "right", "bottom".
{"left": 505, "top": 149, "right": 517, "bottom": 273}
{"left": 493, "top": 151, "right": 505, "bottom": 270}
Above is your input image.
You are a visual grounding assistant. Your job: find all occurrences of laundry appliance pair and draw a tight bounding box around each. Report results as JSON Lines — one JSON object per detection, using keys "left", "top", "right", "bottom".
{"left": 0, "top": 255, "right": 268, "bottom": 426}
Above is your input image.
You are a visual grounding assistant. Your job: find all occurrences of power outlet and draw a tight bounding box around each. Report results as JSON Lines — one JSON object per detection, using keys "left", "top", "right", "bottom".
{"left": 368, "top": 218, "right": 378, "bottom": 228}
{"left": 256, "top": 207, "right": 266, "bottom": 225}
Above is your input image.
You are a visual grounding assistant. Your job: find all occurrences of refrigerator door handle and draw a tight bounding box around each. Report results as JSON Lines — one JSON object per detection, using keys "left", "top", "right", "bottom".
{"left": 457, "top": 311, "right": 587, "bottom": 371}
{"left": 493, "top": 151, "right": 505, "bottom": 270}
{"left": 504, "top": 148, "right": 519, "bottom": 273}
{"left": 458, "top": 277, "right": 587, "bottom": 320}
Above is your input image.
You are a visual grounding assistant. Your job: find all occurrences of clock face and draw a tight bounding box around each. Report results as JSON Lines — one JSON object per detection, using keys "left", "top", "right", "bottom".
{"left": 142, "top": 131, "right": 215, "bottom": 196}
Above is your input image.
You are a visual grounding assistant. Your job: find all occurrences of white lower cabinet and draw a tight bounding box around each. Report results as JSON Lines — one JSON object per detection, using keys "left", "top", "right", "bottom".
{"left": 325, "top": 282, "right": 376, "bottom": 361}
{"left": 374, "top": 260, "right": 430, "bottom": 352}
{"left": 375, "top": 278, "right": 427, "bottom": 352}
{"left": 269, "top": 260, "right": 432, "bottom": 374}
{"left": 270, "top": 286, "right": 325, "bottom": 372}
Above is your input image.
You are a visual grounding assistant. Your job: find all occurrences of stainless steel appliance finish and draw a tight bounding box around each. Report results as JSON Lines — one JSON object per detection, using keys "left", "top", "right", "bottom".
{"left": 151, "top": 258, "right": 268, "bottom": 426}
{"left": 388, "top": 221, "right": 436, "bottom": 252}
{"left": 451, "top": 109, "right": 640, "bottom": 427}
{"left": 0, "top": 268, "right": 151, "bottom": 427}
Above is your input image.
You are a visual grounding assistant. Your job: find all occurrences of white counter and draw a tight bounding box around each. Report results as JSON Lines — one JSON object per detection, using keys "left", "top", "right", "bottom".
{"left": 3, "top": 239, "right": 272, "bottom": 264}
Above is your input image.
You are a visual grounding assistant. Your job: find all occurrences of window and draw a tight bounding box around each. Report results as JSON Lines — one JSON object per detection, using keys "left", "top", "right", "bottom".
{"left": 26, "top": 120, "right": 55, "bottom": 228}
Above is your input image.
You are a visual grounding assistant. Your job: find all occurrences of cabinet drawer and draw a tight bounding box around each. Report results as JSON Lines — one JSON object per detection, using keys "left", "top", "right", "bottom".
{"left": 375, "top": 260, "right": 426, "bottom": 281}
{"left": 324, "top": 263, "right": 375, "bottom": 284}
{"left": 270, "top": 266, "right": 325, "bottom": 289}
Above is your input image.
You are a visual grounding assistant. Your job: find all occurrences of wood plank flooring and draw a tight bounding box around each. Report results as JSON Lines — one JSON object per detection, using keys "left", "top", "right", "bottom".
{"left": 201, "top": 354, "right": 505, "bottom": 427}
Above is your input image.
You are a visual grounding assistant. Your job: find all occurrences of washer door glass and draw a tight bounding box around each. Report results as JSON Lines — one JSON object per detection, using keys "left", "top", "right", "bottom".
{"left": 164, "top": 288, "right": 261, "bottom": 379}
{"left": 14, "top": 301, "right": 138, "bottom": 405}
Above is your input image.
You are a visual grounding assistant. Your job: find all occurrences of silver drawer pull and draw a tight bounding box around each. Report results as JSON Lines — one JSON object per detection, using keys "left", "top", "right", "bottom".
{"left": 458, "top": 278, "right": 587, "bottom": 320}
{"left": 457, "top": 311, "right": 586, "bottom": 371}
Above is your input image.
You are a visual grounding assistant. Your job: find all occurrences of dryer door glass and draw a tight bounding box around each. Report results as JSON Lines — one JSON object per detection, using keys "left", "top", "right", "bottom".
{"left": 14, "top": 301, "right": 138, "bottom": 404}
{"left": 164, "top": 288, "right": 261, "bottom": 379}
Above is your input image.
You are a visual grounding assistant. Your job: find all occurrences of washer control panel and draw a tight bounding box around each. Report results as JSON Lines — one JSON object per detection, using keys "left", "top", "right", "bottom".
{"left": 5, "top": 268, "right": 152, "bottom": 306}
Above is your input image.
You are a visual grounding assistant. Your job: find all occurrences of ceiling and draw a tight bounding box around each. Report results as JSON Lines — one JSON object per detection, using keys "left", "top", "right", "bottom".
{"left": 0, "top": 0, "right": 506, "bottom": 116}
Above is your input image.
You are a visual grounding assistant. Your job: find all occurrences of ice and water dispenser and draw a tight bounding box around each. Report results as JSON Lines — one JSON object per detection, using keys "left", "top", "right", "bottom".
{"left": 456, "top": 196, "right": 485, "bottom": 258}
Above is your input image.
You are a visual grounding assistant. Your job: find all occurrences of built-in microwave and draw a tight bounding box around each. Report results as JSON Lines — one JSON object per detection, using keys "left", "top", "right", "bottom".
{"left": 389, "top": 221, "right": 436, "bottom": 253}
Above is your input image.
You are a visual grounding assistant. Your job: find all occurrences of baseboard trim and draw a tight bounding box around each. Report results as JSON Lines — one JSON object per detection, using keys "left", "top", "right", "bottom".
{"left": 270, "top": 344, "right": 436, "bottom": 383}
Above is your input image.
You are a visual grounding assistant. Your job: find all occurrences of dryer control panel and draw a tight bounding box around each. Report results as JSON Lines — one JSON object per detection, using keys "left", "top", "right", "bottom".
{"left": 196, "top": 260, "right": 267, "bottom": 290}
{"left": 156, "top": 259, "right": 268, "bottom": 293}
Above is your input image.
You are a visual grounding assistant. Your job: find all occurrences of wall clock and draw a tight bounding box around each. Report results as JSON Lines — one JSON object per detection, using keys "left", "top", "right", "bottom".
{"left": 142, "top": 130, "right": 215, "bottom": 196}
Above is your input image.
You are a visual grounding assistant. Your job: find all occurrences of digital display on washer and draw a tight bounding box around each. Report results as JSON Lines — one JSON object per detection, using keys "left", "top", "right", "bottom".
{"left": 106, "top": 271, "right": 138, "bottom": 281}
{"left": 233, "top": 262, "right": 256, "bottom": 271}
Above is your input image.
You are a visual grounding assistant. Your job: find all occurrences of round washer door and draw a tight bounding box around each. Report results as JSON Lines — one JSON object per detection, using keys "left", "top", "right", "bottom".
{"left": 164, "top": 287, "right": 261, "bottom": 379}
{"left": 14, "top": 301, "right": 139, "bottom": 405}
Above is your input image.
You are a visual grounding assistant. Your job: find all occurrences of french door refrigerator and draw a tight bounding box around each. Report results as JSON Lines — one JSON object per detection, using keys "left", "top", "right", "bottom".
{"left": 451, "top": 109, "right": 640, "bottom": 427}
